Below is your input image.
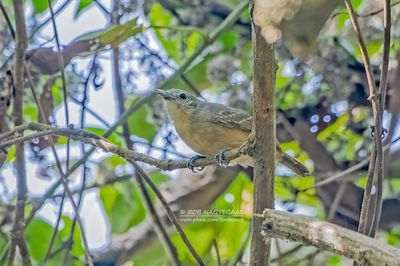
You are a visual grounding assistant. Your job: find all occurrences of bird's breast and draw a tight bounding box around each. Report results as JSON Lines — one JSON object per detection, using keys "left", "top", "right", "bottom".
{"left": 167, "top": 103, "right": 249, "bottom": 156}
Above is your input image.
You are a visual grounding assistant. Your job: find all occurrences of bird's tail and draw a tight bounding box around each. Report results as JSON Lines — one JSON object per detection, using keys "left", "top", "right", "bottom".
{"left": 280, "top": 153, "right": 310, "bottom": 177}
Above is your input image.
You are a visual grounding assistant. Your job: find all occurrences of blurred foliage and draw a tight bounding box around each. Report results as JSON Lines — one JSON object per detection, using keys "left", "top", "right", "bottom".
{"left": 0, "top": 0, "right": 399, "bottom": 265}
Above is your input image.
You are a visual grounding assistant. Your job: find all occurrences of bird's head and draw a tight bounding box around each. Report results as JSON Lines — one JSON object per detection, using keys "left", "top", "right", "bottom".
{"left": 154, "top": 89, "right": 199, "bottom": 111}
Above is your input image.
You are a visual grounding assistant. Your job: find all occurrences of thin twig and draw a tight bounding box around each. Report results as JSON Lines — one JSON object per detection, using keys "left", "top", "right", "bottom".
{"left": 7, "top": 1, "right": 30, "bottom": 265}
{"left": 94, "top": 0, "right": 110, "bottom": 15}
{"left": 344, "top": 0, "right": 384, "bottom": 239}
{"left": 137, "top": 38, "right": 204, "bottom": 98}
{"left": 327, "top": 182, "right": 348, "bottom": 221}
{"left": 331, "top": 0, "right": 400, "bottom": 18}
{"left": 129, "top": 160, "right": 206, "bottom": 265}
{"left": 0, "top": 4, "right": 247, "bottom": 262}
{"left": 0, "top": 3, "right": 14, "bottom": 39}
{"left": 111, "top": 2, "right": 181, "bottom": 264}
{"left": 230, "top": 227, "right": 251, "bottom": 266}
{"left": 370, "top": 0, "right": 391, "bottom": 237}
{"left": 25, "top": 65, "right": 94, "bottom": 266}
{"left": 42, "top": 192, "right": 66, "bottom": 265}
{"left": 0, "top": 0, "right": 71, "bottom": 71}
{"left": 47, "top": 0, "right": 71, "bottom": 169}
{"left": 212, "top": 238, "right": 221, "bottom": 266}
{"left": 302, "top": 135, "right": 400, "bottom": 191}
{"left": 270, "top": 245, "right": 303, "bottom": 263}
{"left": 0, "top": 5, "right": 93, "bottom": 264}
{"left": 61, "top": 56, "right": 97, "bottom": 265}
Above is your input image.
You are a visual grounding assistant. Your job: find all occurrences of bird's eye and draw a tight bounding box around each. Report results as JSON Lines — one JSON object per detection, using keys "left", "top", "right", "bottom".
{"left": 179, "top": 93, "right": 187, "bottom": 100}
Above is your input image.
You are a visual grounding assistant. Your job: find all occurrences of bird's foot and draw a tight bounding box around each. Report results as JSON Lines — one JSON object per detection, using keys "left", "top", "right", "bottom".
{"left": 187, "top": 155, "right": 206, "bottom": 173}
{"left": 214, "top": 148, "right": 231, "bottom": 167}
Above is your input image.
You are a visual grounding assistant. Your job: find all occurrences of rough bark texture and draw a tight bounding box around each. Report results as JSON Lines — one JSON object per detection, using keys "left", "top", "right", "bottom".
{"left": 249, "top": 2, "right": 277, "bottom": 264}
{"left": 261, "top": 209, "right": 400, "bottom": 266}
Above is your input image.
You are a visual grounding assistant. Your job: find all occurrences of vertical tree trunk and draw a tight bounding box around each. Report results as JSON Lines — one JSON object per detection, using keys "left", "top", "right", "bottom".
{"left": 249, "top": 2, "right": 278, "bottom": 265}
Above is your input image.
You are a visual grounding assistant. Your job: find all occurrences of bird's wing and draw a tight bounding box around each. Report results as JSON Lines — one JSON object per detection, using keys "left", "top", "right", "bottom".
{"left": 208, "top": 103, "right": 252, "bottom": 132}
{"left": 208, "top": 103, "right": 285, "bottom": 155}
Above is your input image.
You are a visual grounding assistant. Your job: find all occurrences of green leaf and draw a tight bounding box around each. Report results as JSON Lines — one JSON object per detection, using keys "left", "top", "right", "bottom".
{"left": 353, "top": 39, "right": 382, "bottom": 59}
{"left": 218, "top": 31, "right": 239, "bottom": 51}
{"left": 150, "top": 172, "right": 170, "bottom": 184}
{"left": 100, "top": 185, "right": 120, "bottom": 217}
{"left": 31, "top": 0, "right": 51, "bottom": 14}
{"left": 214, "top": 172, "right": 250, "bottom": 211}
{"left": 149, "top": 3, "right": 173, "bottom": 26}
{"left": 100, "top": 181, "right": 146, "bottom": 233}
{"left": 215, "top": 220, "right": 249, "bottom": 259}
{"left": 185, "top": 31, "right": 203, "bottom": 57}
{"left": 149, "top": 4, "right": 181, "bottom": 61}
{"left": 84, "top": 127, "right": 123, "bottom": 146}
{"left": 132, "top": 242, "right": 168, "bottom": 265}
{"left": 336, "top": 12, "right": 349, "bottom": 29}
{"left": 126, "top": 100, "right": 157, "bottom": 142}
{"left": 276, "top": 63, "right": 292, "bottom": 90}
{"left": 276, "top": 176, "right": 295, "bottom": 200}
{"left": 56, "top": 136, "right": 68, "bottom": 145}
{"left": 357, "top": 176, "right": 368, "bottom": 188}
{"left": 23, "top": 103, "right": 38, "bottom": 122}
{"left": 317, "top": 114, "right": 348, "bottom": 141}
{"left": 328, "top": 255, "right": 342, "bottom": 266}
{"left": 212, "top": 172, "right": 252, "bottom": 259}
{"left": 25, "top": 218, "right": 54, "bottom": 261}
{"left": 353, "top": 0, "right": 364, "bottom": 10}
{"left": 146, "top": 172, "right": 171, "bottom": 201}
{"left": 6, "top": 146, "right": 15, "bottom": 163}
{"left": 0, "top": 236, "right": 7, "bottom": 255}
{"left": 59, "top": 216, "right": 85, "bottom": 257}
{"left": 366, "top": 40, "right": 383, "bottom": 56}
{"left": 169, "top": 54, "right": 213, "bottom": 91}
{"left": 101, "top": 154, "right": 126, "bottom": 169}
{"left": 75, "top": 0, "right": 93, "bottom": 17}
{"left": 73, "top": 19, "right": 146, "bottom": 56}
{"left": 172, "top": 225, "right": 215, "bottom": 261}
{"left": 52, "top": 79, "right": 62, "bottom": 107}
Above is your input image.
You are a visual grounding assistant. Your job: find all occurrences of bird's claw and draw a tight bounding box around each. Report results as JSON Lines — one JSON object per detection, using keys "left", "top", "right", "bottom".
{"left": 214, "top": 148, "right": 231, "bottom": 167}
{"left": 187, "top": 155, "right": 206, "bottom": 173}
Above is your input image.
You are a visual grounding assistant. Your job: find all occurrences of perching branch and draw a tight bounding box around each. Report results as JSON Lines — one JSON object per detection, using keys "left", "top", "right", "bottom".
{"left": 259, "top": 209, "right": 400, "bottom": 266}
{"left": 0, "top": 122, "right": 242, "bottom": 171}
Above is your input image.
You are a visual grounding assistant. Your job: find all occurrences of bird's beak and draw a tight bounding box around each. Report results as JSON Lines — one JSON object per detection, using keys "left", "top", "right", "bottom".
{"left": 154, "top": 89, "right": 174, "bottom": 100}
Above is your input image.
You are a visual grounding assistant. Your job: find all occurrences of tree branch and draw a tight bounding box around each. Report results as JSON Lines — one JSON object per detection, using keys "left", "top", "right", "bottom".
{"left": 8, "top": 1, "right": 30, "bottom": 265}
{"left": 260, "top": 209, "right": 400, "bottom": 265}
{"left": 0, "top": 122, "right": 246, "bottom": 171}
{"left": 370, "top": 0, "right": 391, "bottom": 237}
{"left": 344, "top": 0, "right": 384, "bottom": 238}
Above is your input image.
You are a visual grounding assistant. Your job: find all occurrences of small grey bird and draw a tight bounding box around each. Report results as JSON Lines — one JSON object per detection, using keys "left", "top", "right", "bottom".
{"left": 155, "top": 89, "right": 310, "bottom": 176}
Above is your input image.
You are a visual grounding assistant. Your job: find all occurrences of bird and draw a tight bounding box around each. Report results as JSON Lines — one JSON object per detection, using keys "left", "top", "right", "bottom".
{"left": 154, "top": 89, "right": 310, "bottom": 176}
